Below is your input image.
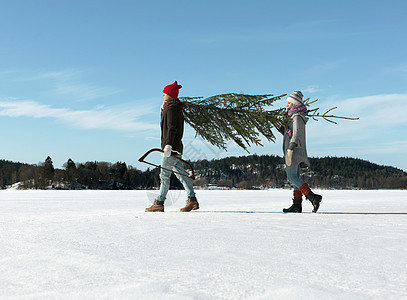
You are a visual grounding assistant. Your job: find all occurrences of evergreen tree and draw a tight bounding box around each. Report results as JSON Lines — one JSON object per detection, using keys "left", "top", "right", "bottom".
{"left": 181, "top": 93, "right": 287, "bottom": 151}
{"left": 43, "top": 156, "right": 55, "bottom": 184}
{"left": 181, "top": 93, "right": 358, "bottom": 152}
{"left": 64, "top": 158, "right": 77, "bottom": 189}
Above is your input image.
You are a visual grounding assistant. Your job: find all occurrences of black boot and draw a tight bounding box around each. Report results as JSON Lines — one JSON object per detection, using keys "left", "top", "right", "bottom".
{"left": 305, "top": 191, "right": 322, "bottom": 213}
{"left": 283, "top": 198, "right": 302, "bottom": 213}
{"left": 299, "top": 183, "right": 322, "bottom": 213}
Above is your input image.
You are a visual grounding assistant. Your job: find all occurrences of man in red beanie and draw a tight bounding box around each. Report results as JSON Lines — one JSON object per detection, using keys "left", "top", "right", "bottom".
{"left": 145, "top": 81, "right": 199, "bottom": 212}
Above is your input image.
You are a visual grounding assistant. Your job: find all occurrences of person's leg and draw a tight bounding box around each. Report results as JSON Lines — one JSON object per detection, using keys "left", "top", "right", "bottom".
{"left": 146, "top": 156, "right": 179, "bottom": 212}
{"left": 172, "top": 158, "right": 199, "bottom": 212}
{"left": 173, "top": 159, "right": 196, "bottom": 198}
{"left": 286, "top": 164, "right": 322, "bottom": 213}
{"left": 283, "top": 165, "right": 304, "bottom": 213}
{"left": 156, "top": 156, "right": 178, "bottom": 202}
{"left": 299, "top": 182, "right": 322, "bottom": 213}
{"left": 285, "top": 165, "right": 304, "bottom": 191}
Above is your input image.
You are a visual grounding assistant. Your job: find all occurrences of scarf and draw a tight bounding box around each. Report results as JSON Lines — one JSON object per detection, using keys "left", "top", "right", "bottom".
{"left": 286, "top": 103, "right": 307, "bottom": 118}
{"left": 161, "top": 98, "right": 181, "bottom": 118}
{"left": 286, "top": 103, "right": 307, "bottom": 138}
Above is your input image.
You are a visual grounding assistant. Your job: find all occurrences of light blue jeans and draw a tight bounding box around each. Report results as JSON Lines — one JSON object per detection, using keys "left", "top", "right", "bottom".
{"left": 285, "top": 164, "right": 304, "bottom": 191}
{"left": 157, "top": 155, "right": 196, "bottom": 202}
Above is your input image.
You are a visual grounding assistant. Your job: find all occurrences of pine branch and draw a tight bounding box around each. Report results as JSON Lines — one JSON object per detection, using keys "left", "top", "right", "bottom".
{"left": 181, "top": 93, "right": 286, "bottom": 152}
{"left": 180, "top": 93, "right": 358, "bottom": 152}
{"left": 303, "top": 98, "right": 360, "bottom": 124}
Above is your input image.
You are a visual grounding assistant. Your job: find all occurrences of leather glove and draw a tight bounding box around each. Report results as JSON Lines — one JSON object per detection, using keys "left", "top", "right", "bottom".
{"left": 286, "top": 149, "right": 293, "bottom": 167}
{"left": 162, "top": 145, "right": 172, "bottom": 157}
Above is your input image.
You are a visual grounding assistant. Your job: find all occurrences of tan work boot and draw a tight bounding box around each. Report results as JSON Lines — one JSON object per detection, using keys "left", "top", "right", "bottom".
{"left": 145, "top": 200, "right": 164, "bottom": 212}
{"left": 180, "top": 197, "right": 199, "bottom": 212}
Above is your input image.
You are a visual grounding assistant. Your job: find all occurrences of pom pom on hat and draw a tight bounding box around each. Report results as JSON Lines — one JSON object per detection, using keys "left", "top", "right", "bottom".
{"left": 287, "top": 91, "right": 304, "bottom": 105}
{"left": 163, "top": 81, "right": 182, "bottom": 98}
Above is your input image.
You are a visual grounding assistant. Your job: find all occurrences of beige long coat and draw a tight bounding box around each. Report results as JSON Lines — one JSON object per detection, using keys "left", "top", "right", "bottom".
{"left": 283, "top": 113, "right": 310, "bottom": 168}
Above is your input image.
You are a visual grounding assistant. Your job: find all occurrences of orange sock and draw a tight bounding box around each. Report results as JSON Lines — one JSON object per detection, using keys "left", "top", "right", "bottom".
{"left": 299, "top": 183, "right": 311, "bottom": 196}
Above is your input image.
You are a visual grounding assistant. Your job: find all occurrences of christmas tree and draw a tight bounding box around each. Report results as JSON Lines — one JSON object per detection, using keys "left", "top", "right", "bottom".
{"left": 180, "top": 93, "right": 358, "bottom": 152}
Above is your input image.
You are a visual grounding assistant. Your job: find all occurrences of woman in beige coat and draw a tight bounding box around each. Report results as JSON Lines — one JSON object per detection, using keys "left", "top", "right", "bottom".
{"left": 282, "top": 91, "right": 322, "bottom": 213}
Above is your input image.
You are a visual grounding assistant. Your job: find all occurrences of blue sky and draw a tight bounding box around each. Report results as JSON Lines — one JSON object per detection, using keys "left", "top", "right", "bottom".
{"left": 1, "top": 0, "right": 406, "bottom": 172}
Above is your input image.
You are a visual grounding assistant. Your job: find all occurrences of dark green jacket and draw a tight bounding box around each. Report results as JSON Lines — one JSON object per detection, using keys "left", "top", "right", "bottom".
{"left": 161, "top": 99, "right": 184, "bottom": 154}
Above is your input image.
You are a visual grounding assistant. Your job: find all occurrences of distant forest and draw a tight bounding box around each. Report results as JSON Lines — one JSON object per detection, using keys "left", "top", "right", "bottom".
{"left": 192, "top": 155, "right": 407, "bottom": 189}
{"left": 1, "top": 155, "right": 406, "bottom": 190}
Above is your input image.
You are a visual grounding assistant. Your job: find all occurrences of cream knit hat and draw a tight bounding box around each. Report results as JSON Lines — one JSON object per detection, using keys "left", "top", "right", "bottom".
{"left": 287, "top": 91, "right": 304, "bottom": 105}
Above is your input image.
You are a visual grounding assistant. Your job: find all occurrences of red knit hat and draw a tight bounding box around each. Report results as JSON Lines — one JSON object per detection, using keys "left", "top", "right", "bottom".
{"left": 163, "top": 81, "right": 182, "bottom": 98}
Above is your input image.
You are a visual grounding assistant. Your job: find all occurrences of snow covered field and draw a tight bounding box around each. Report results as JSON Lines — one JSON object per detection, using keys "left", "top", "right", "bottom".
{"left": 1, "top": 190, "right": 406, "bottom": 299}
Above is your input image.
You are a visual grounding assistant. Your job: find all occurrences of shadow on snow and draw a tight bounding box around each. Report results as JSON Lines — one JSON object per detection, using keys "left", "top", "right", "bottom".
{"left": 193, "top": 211, "right": 407, "bottom": 215}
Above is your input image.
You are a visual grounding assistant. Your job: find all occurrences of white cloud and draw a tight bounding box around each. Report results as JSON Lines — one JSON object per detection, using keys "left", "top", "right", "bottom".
{"left": 306, "top": 61, "right": 344, "bottom": 75}
{"left": 305, "top": 93, "right": 407, "bottom": 160}
{"left": 396, "top": 64, "right": 407, "bottom": 73}
{"left": 302, "top": 85, "right": 321, "bottom": 94}
{"left": 32, "top": 70, "right": 122, "bottom": 102}
{"left": 2, "top": 69, "right": 121, "bottom": 102}
{"left": 0, "top": 99, "right": 157, "bottom": 132}
{"left": 322, "top": 94, "right": 407, "bottom": 125}
{"left": 309, "top": 141, "right": 407, "bottom": 156}
{"left": 385, "top": 63, "right": 407, "bottom": 76}
{"left": 308, "top": 61, "right": 341, "bottom": 74}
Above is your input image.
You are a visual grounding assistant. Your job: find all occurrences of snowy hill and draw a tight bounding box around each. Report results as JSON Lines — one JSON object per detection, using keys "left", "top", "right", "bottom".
{"left": 1, "top": 190, "right": 406, "bottom": 299}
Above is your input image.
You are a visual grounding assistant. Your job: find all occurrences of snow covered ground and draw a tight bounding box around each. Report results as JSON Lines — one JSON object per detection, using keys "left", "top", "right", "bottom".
{"left": 1, "top": 189, "right": 406, "bottom": 299}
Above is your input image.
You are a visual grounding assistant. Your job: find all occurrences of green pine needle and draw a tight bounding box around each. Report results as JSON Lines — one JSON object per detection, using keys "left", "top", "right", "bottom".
{"left": 180, "top": 93, "right": 358, "bottom": 152}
